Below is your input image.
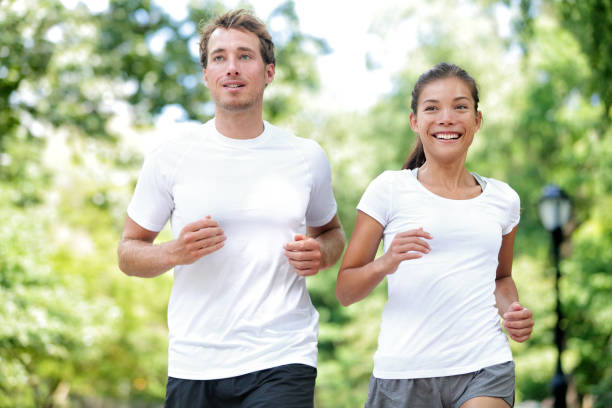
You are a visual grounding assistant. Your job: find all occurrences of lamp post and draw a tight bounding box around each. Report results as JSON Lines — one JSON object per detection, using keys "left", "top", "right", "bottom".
{"left": 538, "top": 184, "right": 572, "bottom": 408}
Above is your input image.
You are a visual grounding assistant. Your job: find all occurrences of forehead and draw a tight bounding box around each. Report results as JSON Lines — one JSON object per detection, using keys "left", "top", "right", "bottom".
{"left": 419, "top": 77, "right": 473, "bottom": 103}
{"left": 207, "top": 28, "right": 261, "bottom": 55}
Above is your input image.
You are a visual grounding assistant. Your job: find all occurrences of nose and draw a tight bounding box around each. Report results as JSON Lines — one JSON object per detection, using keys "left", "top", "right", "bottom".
{"left": 226, "top": 56, "right": 239, "bottom": 76}
{"left": 437, "top": 108, "right": 455, "bottom": 125}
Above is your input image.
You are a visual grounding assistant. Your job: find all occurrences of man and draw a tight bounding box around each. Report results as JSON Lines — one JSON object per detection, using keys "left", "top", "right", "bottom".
{"left": 117, "top": 9, "right": 345, "bottom": 408}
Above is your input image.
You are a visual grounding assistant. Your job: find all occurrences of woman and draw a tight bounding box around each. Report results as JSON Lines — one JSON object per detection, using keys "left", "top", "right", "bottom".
{"left": 336, "top": 63, "right": 534, "bottom": 408}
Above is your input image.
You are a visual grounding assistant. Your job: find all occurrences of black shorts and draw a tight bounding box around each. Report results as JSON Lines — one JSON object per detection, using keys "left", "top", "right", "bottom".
{"left": 164, "top": 363, "right": 317, "bottom": 408}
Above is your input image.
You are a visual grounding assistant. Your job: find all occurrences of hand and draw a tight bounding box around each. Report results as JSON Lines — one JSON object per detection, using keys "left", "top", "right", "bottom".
{"left": 284, "top": 234, "right": 322, "bottom": 277}
{"left": 502, "top": 301, "right": 534, "bottom": 343}
{"left": 379, "top": 228, "right": 432, "bottom": 275}
{"left": 170, "top": 216, "right": 226, "bottom": 265}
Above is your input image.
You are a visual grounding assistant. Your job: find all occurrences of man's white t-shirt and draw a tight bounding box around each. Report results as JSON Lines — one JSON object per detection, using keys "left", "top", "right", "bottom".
{"left": 357, "top": 170, "right": 520, "bottom": 379}
{"left": 127, "top": 119, "right": 337, "bottom": 380}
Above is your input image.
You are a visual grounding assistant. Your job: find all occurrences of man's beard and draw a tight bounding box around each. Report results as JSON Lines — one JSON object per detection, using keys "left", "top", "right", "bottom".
{"left": 216, "top": 99, "right": 256, "bottom": 112}
{"left": 213, "top": 89, "right": 264, "bottom": 113}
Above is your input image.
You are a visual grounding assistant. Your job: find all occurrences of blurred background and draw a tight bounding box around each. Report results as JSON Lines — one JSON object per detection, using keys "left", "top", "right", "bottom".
{"left": 1, "top": 0, "right": 610, "bottom": 407}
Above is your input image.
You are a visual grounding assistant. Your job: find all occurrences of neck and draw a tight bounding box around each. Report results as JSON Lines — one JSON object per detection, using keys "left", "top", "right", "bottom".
{"left": 418, "top": 157, "right": 474, "bottom": 190}
{"left": 214, "top": 105, "right": 265, "bottom": 140}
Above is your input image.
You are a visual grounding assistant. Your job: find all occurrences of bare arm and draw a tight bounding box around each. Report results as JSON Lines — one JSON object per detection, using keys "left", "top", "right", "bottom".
{"left": 117, "top": 215, "right": 226, "bottom": 278}
{"left": 335, "top": 211, "right": 432, "bottom": 306}
{"left": 284, "top": 214, "right": 345, "bottom": 276}
{"left": 495, "top": 225, "right": 534, "bottom": 342}
{"left": 308, "top": 214, "right": 345, "bottom": 269}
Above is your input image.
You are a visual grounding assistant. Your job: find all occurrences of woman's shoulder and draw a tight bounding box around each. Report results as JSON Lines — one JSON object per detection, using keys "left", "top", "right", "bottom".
{"left": 375, "top": 169, "right": 411, "bottom": 181}
{"left": 366, "top": 169, "right": 412, "bottom": 187}
{"left": 481, "top": 176, "right": 520, "bottom": 202}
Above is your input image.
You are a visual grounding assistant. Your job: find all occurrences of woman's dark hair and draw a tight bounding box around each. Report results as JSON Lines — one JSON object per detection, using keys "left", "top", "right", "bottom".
{"left": 402, "top": 62, "right": 480, "bottom": 170}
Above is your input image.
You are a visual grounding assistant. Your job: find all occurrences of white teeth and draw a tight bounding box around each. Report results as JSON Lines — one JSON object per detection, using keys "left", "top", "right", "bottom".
{"left": 435, "top": 133, "right": 460, "bottom": 140}
{"left": 225, "top": 84, "right": 242, "bottom": 88}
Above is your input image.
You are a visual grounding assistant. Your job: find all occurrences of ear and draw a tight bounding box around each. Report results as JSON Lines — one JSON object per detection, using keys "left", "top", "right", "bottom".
{"left": 474, "top": 110, "right": 482, "bottom": 132}
{"left": 409, "top": 112, "right": 419, "bottom": 133}
{"left": 265, "top": 64, "right": 275, "bottom": 85}
{"left": 203, "top": 68, "right": 209, "bottom": 88}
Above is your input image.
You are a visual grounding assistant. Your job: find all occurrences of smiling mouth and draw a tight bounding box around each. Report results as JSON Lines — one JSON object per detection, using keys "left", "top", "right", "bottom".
{"left": 224, "top": 84, "right": 245, "bottom": 88}
{"left": 433, "top": 132, "right": 461, "bottom": 140}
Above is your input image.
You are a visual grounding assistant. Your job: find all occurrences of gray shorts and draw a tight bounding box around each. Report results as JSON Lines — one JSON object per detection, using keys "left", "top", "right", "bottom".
{"left": 364, "top": 361, "right": 515, "bottom": 408}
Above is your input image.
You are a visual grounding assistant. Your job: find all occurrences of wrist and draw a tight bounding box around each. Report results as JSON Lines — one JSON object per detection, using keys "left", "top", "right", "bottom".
{"left": 373, "top": 256, "right": 397, "bottom": 278}
{"left": 315, "top": 232, "right": 343, "bottom": 270}
{"left": 161, "top": 241, "right": 180, "bottom": 269}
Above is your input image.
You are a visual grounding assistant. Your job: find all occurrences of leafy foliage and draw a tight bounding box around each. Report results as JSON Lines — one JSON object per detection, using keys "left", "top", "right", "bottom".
{"left": 0, "top": 0, "right": 327, "bottom": 405}
{"left": 306, "top": 1, "right": 611, "bottom": 405}
{"left": 508, "top": 0, "right": 612, "bottom": 127}
{"left": 1, "top": 0, "right": 610, "bottom": 406}
{"left": 0, "top": 187, "right": 120, "bottom": 407}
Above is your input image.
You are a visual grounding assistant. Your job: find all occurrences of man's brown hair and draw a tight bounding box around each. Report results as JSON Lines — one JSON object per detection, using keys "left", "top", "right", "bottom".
{"left": 199, "top": 9, "right": 275, "bottom": 69}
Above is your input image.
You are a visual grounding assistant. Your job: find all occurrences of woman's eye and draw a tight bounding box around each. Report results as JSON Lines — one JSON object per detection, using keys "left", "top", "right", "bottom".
{"left": 456, "top": 104, "right": 468, "bottom": 110}
{"left": 424, "top": 106, "right": 436, "bottom": 111}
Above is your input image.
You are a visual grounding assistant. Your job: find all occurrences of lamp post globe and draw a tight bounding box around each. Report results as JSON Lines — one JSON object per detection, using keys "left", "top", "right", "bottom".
{"left": 538, "top": 184, "right": 572, "bottom": 408}
{"left": 539, "top": 184, "right": 572, "bottom": 232}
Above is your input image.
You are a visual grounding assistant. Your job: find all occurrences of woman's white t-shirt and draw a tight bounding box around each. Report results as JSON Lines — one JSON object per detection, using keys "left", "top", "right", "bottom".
{"left": 357, "top": 170, "right": 520, "bottom": 379}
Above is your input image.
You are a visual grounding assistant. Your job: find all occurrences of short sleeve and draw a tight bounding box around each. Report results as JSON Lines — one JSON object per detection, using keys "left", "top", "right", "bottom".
{"left": 356, "top": 171, "right": 393, "bottom": 228}
{"left": 305, "top": 141, "right": 338, "bottom": 227}
{"left": 127, "top": 146, "right": 175, "bottom": 232}
{"left": 502, "top": 186, "right": 521, "bottom": 235}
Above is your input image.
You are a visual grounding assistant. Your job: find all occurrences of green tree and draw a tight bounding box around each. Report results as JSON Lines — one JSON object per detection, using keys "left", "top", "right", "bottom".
{"left": 0, "top": 0, "right": 329, "bottom": 405}
{"left": 489, "top": 1, "right": 612, "bottom": 404}
{"left": 0, "top": 187, "right": 120, "bottom": 407}
{"left": 493, "top": 0, "right": 612, "bottom": 127}
{"left": 511, "top": 15, "right": 612, "bottom": 408}
{"left": 307, "top": 0, "right": 611, "bottom": 406}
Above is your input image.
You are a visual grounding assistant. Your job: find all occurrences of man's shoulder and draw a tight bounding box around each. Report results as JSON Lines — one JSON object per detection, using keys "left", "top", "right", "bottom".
{"left": 146, "top": 121, "right": 208, "bottom": 157}
{"left": 165, "top": 121, "right": 209, "bottom": 144}
{"left": 264, "top": 121, "right": 299, "bottom": 141}
{"left": 264, "top": 121, "right": 324, "bottom": 153}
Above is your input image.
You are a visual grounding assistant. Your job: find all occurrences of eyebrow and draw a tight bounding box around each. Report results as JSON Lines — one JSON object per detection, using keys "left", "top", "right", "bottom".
{"left": 209, "top": 46, "right": 257, "bottom": 55}
{"left": 422, "top": 96, "right": 471, "bottom": 104}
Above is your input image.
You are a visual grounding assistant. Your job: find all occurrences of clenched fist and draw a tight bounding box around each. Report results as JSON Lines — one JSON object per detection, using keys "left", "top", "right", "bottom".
{"left": 284, "top": 234, "right": 322, "bottom": 277}
{"left": 170, "top": 216, "right": 226, "bottom": 265}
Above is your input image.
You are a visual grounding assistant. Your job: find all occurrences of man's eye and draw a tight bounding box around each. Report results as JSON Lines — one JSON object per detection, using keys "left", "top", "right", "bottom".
{"left": 240, "top": 54, "right": 251, "bottom": 60}
{"left": 213, "top": 55, "right": 223, "bottom": 62}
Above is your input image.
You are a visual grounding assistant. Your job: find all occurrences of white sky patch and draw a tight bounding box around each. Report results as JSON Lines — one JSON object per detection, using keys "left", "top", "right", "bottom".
{"left": 147, "top": 27, "right": 174, "bottom": 55}
{"left": 61, "top": 0, "right": 109, "bottom": 13}
{"left": 156, "top": 104, "right": 188, "bottom": 125}
{"left": 295, "top": 1, "right": 397, "bottom": 111}
{"left": 155, "top": 0, "right": 190, "bottom": 21}
{"left": 494, "top": 3, "right": 513, "bottom": 38}
{"left": 45, "top": 24, "right": 65, "bottom": 43}
{"left": 60, "top": 0, "right": 515, "bottom": 113}
{"left": 221, "top": 0, "right": 408, "bottom": 111}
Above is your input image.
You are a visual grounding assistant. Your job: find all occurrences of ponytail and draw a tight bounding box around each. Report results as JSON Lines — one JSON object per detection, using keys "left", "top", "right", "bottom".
{"left": 402, "top": 138, "right": 426, "bottom": 170}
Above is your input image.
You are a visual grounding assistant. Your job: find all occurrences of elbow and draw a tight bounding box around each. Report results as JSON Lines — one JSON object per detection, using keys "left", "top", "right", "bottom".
{"left": 335, "top": 268, "right": 356, "bottom": 307}
{"left": 118, "top": 264, "right": 134, "bottom": 277}
{"left": 335, "top": 284, "right": 354, "bottom": 307}
{"left": 337, "top": 296, "right": 352, "bottom": 307}
{"left": 336, "top": 294, "right": 354, "bottom": 307}
{"left": 117, "top": 259, "right": 130, "bottom": 276}
{"left": 116, "top": 245, "right": 133, "bottom": 276}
